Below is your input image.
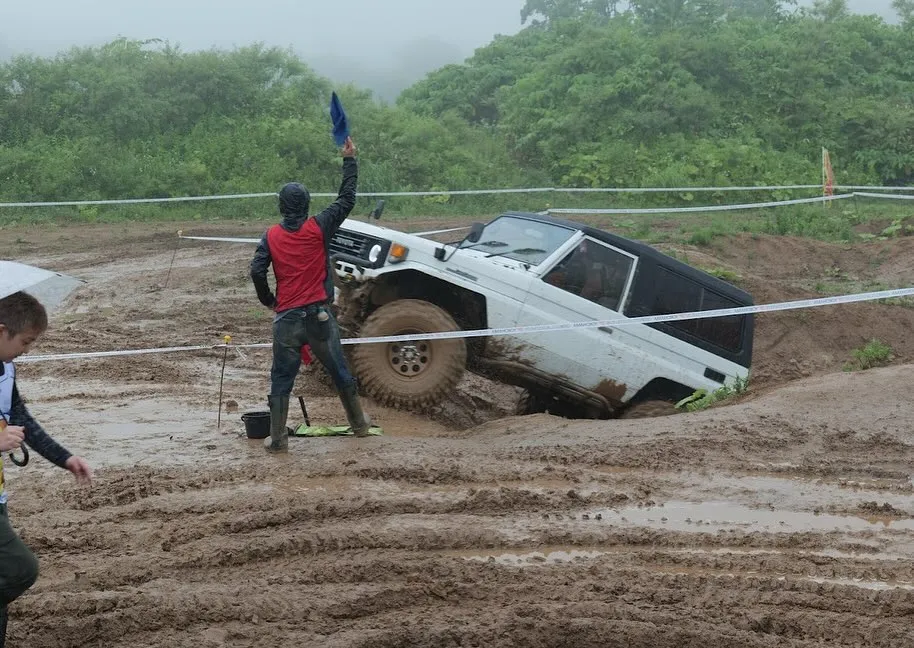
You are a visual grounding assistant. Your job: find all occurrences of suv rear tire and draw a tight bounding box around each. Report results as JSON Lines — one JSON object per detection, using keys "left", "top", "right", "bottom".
{"left": 620, "top": 399, "right": 679, "bottom": 419}
{"left": 516, "top": 390, "right": 549, "bottom": 415}
{"left": 351, "top": 299, "right": 466, "bottom": 409}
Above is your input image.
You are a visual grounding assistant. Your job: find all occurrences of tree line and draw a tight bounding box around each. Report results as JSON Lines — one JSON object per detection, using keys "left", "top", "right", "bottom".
{"left": 0, "top": 1, "right": 911, "bottom": 207}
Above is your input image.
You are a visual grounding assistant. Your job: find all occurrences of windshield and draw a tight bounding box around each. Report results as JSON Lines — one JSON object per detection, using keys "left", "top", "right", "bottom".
{"left": 470, "top": 216, "right": 576, "bottom": 266}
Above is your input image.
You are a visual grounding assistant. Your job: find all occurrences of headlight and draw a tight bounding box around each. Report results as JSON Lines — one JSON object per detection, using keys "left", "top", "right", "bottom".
{"left": 368, "top": 244, "right": 382, "bottom": 263}
{"left": 389, "top": 243, "right": 409, "bottom": 263}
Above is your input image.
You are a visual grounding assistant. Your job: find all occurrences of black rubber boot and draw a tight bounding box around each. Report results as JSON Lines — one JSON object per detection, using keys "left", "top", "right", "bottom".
{"left": 264, "top": 395, "right": 290, "bottom": 453}
{"left": 339, "top": 385, "right": 371, "bottom": 437}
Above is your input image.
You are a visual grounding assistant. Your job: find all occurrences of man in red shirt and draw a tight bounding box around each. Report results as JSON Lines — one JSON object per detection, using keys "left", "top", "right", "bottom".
{"left": 250, "top": 137, "right": 371, "bottom": 452}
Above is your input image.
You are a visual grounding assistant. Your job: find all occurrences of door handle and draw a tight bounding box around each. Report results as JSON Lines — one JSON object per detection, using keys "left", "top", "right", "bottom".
{"left": 599, "top": 326, "right": 613, "bottom": 334}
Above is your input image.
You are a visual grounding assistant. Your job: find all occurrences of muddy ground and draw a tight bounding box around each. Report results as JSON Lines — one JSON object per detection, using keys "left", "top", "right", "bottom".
{"left": 4, "top": 218, "right": 914, "bottom": 647}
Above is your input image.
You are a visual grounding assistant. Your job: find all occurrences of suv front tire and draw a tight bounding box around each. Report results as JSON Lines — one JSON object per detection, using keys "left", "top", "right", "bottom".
{"left": 351, "top": 299, "right": 467, "bottom": 409}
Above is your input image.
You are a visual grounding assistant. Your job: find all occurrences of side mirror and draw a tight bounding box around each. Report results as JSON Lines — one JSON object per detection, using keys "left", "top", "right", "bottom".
{"left": 467, "top": 222, "right": 485, "bottom": 243}
{"left": 370, "top": 200, "right": 385, "bottom": 220}
{"left": 436, "top": 221, "right": 486, "bottom": 263}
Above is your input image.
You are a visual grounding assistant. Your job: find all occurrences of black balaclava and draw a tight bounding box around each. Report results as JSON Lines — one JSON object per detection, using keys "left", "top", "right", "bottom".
{"left": 278, "top": 182, "right": 311, "bottom": 221}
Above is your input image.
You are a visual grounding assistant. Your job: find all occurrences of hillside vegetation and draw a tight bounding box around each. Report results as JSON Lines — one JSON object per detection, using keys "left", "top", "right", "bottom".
{"left": 0, "top": 0, "right": 911, "bottom": 221}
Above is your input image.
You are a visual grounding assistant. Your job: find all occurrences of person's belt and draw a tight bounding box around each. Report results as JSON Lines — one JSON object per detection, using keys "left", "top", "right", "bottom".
{"left": 285, "top": 301, "right": 330, "bottom": 314}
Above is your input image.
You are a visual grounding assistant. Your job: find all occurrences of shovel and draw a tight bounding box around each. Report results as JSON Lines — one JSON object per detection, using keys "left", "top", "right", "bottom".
{"left": 298, "top": 396, "right": 311, "bottom": 427}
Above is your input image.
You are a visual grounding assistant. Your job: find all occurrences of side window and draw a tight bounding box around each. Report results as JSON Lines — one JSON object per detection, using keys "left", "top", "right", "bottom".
{"left": 651, "top": 274, "right": 701, "bottom": 337}
{"left": 543, "top": 239, "right": 634, "bottom": 311}
{"left": 650, "top": 268, "right": 744, "bottom": 352}
{"left": 694, "top": 290, "right": 744, "bottom": 352}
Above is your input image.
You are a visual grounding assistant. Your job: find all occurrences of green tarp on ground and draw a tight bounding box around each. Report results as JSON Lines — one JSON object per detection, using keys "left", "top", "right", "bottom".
{"left": 291, "top": 424, "right": 383, "bottom": 437}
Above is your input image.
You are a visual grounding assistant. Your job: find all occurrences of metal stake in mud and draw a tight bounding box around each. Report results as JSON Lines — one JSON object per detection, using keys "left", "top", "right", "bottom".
{"left": 0, "top": 410, "right": 28, "bottom": 467}
{"left": 217, "top": 335, "right": 230, "bottom": 429}
{"left": 163, "top": 229, "right": 182, "bottom": 290}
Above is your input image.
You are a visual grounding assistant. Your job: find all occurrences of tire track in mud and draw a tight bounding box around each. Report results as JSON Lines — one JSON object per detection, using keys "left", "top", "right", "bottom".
{"left": 19, "top": 545, "right": 914, "bottom": 648}
{"left": 12, "top": 463, "right": 914, "bottom": 647}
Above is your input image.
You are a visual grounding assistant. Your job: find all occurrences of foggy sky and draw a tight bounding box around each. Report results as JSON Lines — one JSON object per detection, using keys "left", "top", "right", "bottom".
{"left": 0, "top": 0, "right": 900, "bottom": 99}
{"left": 0, "top": 1, "right": 522, "bottom": 61}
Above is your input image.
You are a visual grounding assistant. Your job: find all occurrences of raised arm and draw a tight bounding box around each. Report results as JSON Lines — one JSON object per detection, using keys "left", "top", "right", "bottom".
{"left": 314, "top": 137, "right": 358, "bottom": 238}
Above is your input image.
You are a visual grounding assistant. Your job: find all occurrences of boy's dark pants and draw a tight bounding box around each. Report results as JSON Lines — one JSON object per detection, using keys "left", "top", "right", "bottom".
{"left": 0, "top": 504, "right": 39, "bottom": 647}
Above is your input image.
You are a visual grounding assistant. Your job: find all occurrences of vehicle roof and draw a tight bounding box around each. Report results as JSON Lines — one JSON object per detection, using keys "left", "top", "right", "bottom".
{"left": 496, "top": 211, "right": 754, "bottom": 306}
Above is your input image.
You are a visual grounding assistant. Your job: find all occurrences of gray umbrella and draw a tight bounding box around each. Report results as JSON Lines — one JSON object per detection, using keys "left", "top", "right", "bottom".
{"left": 0, "top": 260, "right": 83, "bottom": 310}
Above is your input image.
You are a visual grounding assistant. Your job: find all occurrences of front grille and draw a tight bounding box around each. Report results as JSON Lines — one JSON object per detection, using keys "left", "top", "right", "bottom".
{"left": 329, "top": 230, "right": 373, "bottom": 258}
{"left": 329, "top": 229, "right": 391, "bottom": 269}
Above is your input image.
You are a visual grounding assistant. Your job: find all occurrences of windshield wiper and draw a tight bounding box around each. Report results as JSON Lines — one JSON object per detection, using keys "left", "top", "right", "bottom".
{"left": 485, "top": 247, "right": 547, "bottom": 260}
{"left": 465, "top": 240, "right": 508, "bottom": 250}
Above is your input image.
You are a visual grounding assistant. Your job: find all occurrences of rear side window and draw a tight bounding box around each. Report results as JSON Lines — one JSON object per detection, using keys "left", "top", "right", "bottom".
{"left": 542, "top": 238, "right": 635, "bottom": 312}
{"left": 646, "top": 268, "right": 745, "bottom": 353}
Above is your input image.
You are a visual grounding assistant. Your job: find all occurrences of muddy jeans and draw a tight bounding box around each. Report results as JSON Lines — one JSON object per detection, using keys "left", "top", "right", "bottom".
{"left": 271, "top": 305, "right": 357, "bottom": 396}
{"left": 0, "top": 504, "right": 40, "bottom": 647}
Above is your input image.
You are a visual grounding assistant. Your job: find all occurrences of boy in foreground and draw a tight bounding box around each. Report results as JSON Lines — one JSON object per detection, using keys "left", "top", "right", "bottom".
{"left": 0, "top": 291, "right": 92, "bottom": 647}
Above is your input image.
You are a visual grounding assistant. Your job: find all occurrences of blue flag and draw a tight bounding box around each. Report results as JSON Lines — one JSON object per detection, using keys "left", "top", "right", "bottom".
{"left": 330, "top": 91, "right": 350, "bottom": 147}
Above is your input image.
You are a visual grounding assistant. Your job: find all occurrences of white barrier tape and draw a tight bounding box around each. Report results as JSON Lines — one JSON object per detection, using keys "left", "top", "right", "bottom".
{"left": 853, "top": 192, "right": 914, "bottom": 201}
{"left": 18, "top": 287, "right": 914, "bottom": 363}
{"left": 175, "top": 193, "right": 913, "bottom": 246}
{"left": 0, "top": 193, "right": 276, "bottom": 207}
{"left": 557, "top": 185, "right": 822, "bottom": 193}
{"left": 177, "top": 227, "right": 469, "bottom": 245}
{"left": 548, "top": 194, "right": 853, "bottom": 215}
{"left": 838, "top": 186, "right": 914, "bottom": 191}
{"left": 6, "top": 185, "right": 913, "bottom": 209}
{"left": 17, "top": 344, "right": 218, "bottom": 363}
{"left": 344, "top": 287, "right": 914, "bottom": 345}
{"left": 352, "top": 188, "right": 555, "bottom": 197}
{"left": 179, "top": 235, "right": 261, "bottom": 244}
{"left": 0, "top": 187, "right": 553, "bottom": 207}
{"left": 175, "top": 192, "right": 877, "bottom": 248}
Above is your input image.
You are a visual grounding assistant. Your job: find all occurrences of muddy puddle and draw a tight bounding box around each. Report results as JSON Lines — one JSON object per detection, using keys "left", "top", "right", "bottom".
{"left": 27, "top": 394, "right": 247, "bottom": 467}
{"left": 700, "top": 473, "right": 914, "bottom": 507}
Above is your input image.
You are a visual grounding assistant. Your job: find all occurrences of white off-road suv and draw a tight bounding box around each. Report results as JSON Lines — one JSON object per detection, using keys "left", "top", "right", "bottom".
{"left": 327, "top": 208, "right": 754, "bottom": 418}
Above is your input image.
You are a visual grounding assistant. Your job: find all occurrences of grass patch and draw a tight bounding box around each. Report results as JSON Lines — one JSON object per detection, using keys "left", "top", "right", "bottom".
{"left": 702, "top": 267, "right": 741, "bottom": 282}
{"left": 843, "top": 339, "right": 894, "bottom": 371}
{"left": 878, "top": 217, "right": 914, "bottom": 238}
{"left": 677, "top": 376, "right": 750, "bottom": 412}
{"left": 687, "top": 228, "right": 718, "bottom": 246}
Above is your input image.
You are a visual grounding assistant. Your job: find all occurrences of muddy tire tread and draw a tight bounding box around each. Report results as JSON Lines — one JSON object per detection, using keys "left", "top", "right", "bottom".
{"left": 351, "top": 299, "right": 466, "bottom": 409}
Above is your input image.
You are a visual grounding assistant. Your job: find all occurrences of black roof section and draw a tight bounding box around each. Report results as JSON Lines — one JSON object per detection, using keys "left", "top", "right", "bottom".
{"left": 498, "top": 211, "right": 754, "bottom": 306}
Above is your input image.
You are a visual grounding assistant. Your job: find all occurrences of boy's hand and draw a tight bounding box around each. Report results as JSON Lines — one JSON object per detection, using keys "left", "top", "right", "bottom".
{"left": 65, "top": 456, "right": 93, "bottom": 486}
{"left": 341, "top": 136, "right": 356, "bottom": 158}
{"left": 0, "top": 425, "right": 24, "bottom": 452}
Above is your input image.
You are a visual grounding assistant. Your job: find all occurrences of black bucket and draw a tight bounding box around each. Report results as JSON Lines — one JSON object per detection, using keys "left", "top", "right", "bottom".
{"left": 241, "top": 411, "right": 271, "bottom": 439}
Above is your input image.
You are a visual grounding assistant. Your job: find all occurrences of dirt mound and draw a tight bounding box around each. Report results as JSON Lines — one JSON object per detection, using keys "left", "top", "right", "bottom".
{"left": 661, "top": 234, "right": 914, "bottom": 391}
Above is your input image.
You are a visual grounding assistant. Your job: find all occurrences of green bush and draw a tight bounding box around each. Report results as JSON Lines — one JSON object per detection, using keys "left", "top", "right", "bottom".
{"left": 844, "top": 339, "right": 895, "bottom": 371}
